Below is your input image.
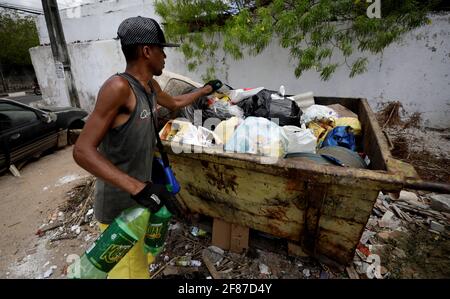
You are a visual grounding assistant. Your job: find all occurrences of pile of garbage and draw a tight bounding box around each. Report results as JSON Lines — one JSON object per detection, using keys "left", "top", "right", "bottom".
{"left": 349, "top": 190, "right": 450, "bottom": 279}
{"left": 159, "top": 84, "right": 368, "bottom": 168}
{"left": 36, "top": 177, "right": 98, "bottom": 244}
{"left": 147, "top": 221, "right": 335, "bottom": 279}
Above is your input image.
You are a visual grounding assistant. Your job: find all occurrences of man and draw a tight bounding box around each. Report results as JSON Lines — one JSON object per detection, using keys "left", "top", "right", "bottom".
{"left": 73, "top": 16, "right": 222, "bottom": 278}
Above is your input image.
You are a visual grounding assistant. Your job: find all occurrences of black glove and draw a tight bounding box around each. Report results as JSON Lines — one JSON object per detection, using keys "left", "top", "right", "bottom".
{"left": 132, "top": 182, "right": 183, "bottom": 216}
{"left": 204, "top": 79, "right": 223, "bottom": 94}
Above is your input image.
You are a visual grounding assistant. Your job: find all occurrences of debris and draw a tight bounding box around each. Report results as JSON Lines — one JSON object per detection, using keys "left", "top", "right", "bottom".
{"left": 396, "top": 190, "right": 419, "bottom": 202}
{"left": 429, "top": 221, "right": 445, "bottom": 233}
{"left": 175, "top": 256, "right": 200, "bottom": 267}
{"left": 428, "top": 194, "right": 450, "bottom": 213}
{"left": 302, "top": 269, "right": 311, "bottom": 277}
{"left": 35, "top": 221, "right": 64, "bottom": 236}
{"left": 360, "top": 230, "right": 376, "bottom": 245}
{"left": 43, "top": 268, "right": 53, "bottom": 278}
{"left": 190, "top": 226, "right": 207, "bottom": 237}
{"left": 190, "top": 260, "right": 202, "bottom": 267}
{"left": 205, "top": 246, "right": 224, "bottom": 265}
{"left": 377, "top": 230, "right": 402, "bottom": 241}
{"left": 395, "top": 191, "right": 430, "bottom": 210}
{"left": 391, "top": 204, "right": 413, "bottom": 222}
{"left": 149, "top": 263, "right": 160, "bottom": 272}
{"left": 346, "top": 265, "right": 360, "bottom": 279}
{"left": 9, "top": 164, "right": 21, "bottom": 177}
{"left": 86, "top": 209, "right": 94, "bottom": 217}
{"left": 369, "top": 245, "right": 386, "bottom": 256}
{"left": 164, "top": 255, "right": 170, "bottom": 262}
{"left": 169, "top": 223, "right": 181, "bottom": 231}
{"left": 202, "top": 249, "right": 222, "bottom": 279}
{"left": 355, "top": 262, "right": 369, "bottom": 276}
{"left": 43, "top": 261, "right": 50, "bottom": 268}
{"left": 379, "top": 211, "right": 399, "bottom": 228}
{"left": 395, "top": 202, "right": 446, "bottom": 221}
{"left": 162, "top": 265, "right": 199, "bottom": 277}
{"left": 377, "top": 101, "right": 403, "bottom": 128}
{"left": 259, "top": 263, "right": 270, "bottom": 275}
{"left": 356, "top": 243, "right": 371, "bottom": 257}
{"left": 7, "top": 221, "right": 21, "bottom": 228}
{"left": 393, "top": 248, "right": 407, "bottom": 259}
{"left": 55, "top": 174, "right": 83, "bottom": 187}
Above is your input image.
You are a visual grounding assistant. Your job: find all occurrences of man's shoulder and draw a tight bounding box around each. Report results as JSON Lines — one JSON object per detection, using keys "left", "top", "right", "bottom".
{"left": 101, "top": 74, "right": 131, "bottom": 94}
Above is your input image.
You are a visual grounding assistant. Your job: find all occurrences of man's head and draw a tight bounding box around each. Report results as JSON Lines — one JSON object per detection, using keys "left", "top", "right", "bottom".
{"left": 117, "top": 16, "right": 179, "bottom": 75}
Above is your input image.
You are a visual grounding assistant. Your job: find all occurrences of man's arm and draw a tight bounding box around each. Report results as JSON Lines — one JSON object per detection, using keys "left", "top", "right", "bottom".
{"left": 151, "top": 78, "right": 213, "bottom": 110}
{"left": 73, "top": 76, "right": 145, "bottom": 195}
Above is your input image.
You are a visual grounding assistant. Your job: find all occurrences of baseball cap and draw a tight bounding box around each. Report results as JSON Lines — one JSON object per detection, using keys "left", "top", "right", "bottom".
{"left": 117, "top": 16, "right": 179, "bottom": 47}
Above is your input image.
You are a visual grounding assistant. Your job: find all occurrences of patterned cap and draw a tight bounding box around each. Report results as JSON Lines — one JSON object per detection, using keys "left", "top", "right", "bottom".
{"left": 117, "top": 16, "right": 179, "bottom": 47}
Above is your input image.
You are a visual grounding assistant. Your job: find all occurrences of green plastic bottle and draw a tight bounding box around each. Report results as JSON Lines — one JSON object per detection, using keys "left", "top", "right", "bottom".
{"left": 144, "top": 206, "right": 172, "bottom": 261}
{"left": 67, "top": 206, "right": 150, "bottom": 279}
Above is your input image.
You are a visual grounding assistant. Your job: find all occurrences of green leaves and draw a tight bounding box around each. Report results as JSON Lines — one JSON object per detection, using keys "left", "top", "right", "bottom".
{"left": 320, "top": 63, "right": 339, "bottom": 81}
{"left": 0, "top": 12, "right": 39, "bottom": 65}
{"left": 154, "top": 0, "right": 439, "bottom": 81}
{"left": 350, "top": 57, "right": 368, "bottom": 78}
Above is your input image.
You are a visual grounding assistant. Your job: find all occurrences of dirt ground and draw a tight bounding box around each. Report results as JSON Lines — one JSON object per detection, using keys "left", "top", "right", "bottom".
{"left": 0, "top": 147, "right": 92, "bottom": 279}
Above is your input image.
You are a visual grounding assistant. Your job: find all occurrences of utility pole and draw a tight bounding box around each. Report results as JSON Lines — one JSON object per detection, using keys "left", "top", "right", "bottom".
{"left": 41, "top": 0, "right": 80, "bottom": 108}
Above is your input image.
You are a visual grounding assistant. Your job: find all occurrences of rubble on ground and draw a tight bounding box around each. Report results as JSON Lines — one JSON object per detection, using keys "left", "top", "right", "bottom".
{"left": 36, "top": 177, "right": 99, "bottom": 245}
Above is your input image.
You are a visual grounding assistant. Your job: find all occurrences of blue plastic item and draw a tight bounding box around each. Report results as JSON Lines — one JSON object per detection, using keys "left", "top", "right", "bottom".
{"left": 152, "top": 157, "right": 180, "bottom": 195}
{"left": 321, "top": 126, "right": 356, "bottom": 151}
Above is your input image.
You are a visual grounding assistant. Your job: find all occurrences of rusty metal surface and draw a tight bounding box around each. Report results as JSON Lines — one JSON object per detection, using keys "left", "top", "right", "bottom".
{"left": 163, "top": 97, "right": 427, "bottom": 265}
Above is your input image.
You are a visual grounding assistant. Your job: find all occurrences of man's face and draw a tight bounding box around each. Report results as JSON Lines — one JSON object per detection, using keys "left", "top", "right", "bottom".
{"left": 143, "top": 45, "right": 166, "bottom": 76}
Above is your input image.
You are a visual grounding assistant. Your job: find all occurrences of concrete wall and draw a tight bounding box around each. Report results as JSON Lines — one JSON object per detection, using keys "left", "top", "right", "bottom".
{"left": 30, "top": 0, "right": 450, "bottom": 128}
{"left": 35, "top": 0, "right": 157, "bottom": 45}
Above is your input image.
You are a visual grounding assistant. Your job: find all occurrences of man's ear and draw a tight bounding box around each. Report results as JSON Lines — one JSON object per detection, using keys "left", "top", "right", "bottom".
{"left": 142, "top": 45, "right": 153, "bottom": 59}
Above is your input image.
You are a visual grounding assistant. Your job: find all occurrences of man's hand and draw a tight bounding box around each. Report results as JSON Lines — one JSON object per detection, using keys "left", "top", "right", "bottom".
{"left": 204, "top": 79, "right": 223, "bottom": 94}
{"left": 132, "top": 182, "right": 183, "bottom": 216}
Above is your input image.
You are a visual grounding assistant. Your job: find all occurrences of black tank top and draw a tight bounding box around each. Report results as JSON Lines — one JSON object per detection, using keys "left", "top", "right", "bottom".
{"left": 94, "top": 73, "right": 157, "bottom": 224}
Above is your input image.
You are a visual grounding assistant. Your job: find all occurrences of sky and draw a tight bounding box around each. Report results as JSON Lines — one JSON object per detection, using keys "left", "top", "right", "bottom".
{"left": 0, "top": 0, "right": 93, "bottom": 10}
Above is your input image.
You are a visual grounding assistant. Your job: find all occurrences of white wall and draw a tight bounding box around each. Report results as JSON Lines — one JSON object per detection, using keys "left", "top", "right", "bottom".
{"left": 35, "top": 0, "right": 157, "bottom": 45}
{"left": 31, "top": 0, "right": 450, "bottom": 128}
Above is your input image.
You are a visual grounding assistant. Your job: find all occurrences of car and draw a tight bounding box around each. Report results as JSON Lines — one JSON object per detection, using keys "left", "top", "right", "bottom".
{"left": 0, "top": 99, "right": 88, "bottom": 174}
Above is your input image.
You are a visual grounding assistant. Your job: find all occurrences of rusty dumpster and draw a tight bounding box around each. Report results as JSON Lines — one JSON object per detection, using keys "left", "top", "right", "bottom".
{"left": 158, "top": 78, "right": 449, "bottom": 265}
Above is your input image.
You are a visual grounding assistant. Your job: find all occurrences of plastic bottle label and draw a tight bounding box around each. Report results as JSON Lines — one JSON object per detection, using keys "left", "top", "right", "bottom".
{"left": 85, "top": 220, "right": 137, "bottom": 272}
{"left": 145, "top": 221, "right": 168, "bottom": 248}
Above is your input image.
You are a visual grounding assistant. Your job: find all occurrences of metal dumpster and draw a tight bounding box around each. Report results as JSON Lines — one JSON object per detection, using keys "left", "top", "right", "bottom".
{"left": 158, "top": 78, "right": 450, "bottom": 265}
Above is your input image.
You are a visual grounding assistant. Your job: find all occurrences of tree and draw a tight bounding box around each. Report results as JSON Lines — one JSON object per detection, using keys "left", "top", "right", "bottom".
{"left": 0, "top": 11, "right": 39, "bottom": 66}
{"left": 155, "top": 0, "right": 443, "bottom": 81}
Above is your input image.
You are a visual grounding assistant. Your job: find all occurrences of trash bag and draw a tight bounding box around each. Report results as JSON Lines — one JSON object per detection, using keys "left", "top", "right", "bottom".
{"left": 283, "top": 125, "right": 317, "bottom": 154}
{"left": 214, "top": 117, "right": 242, "bottom": 144}
{"left": 301, "top": 104, "right": 338, "bottom": 125}
{"left": 321, "top": 126, "right": 356, "bottom": 151}
{"left": 236, "top": 89, "right": 302, "bottom": 126}
{"left": 180, "top": 94, "right": 244, "bottom": 123}
{"left": 225, "top": 117, "right": 288, "bottom": 157}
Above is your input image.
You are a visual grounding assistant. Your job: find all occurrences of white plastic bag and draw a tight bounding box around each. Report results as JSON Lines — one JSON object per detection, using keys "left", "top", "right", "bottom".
{"left": 214, "top": 117, "right": 241, "bottom": 144}
{"left": 228, "top": 87, "right": 265, "bottom": 103}
{"left": 224, "top": 117, "right": 288, "bottom": 157}
{"left": 301, "top": 104, "right": 338, "bottom": 124}
{"left": 169, "top": 120, "right": 223, "bottom": 146}
{"left": 283, "top": 125, "right": 317, "bottom": 154}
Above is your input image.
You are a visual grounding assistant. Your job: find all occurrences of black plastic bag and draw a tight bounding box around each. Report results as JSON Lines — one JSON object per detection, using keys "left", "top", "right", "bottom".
{"left": 237, "top": 89, "right": 302, "bottom": 126}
